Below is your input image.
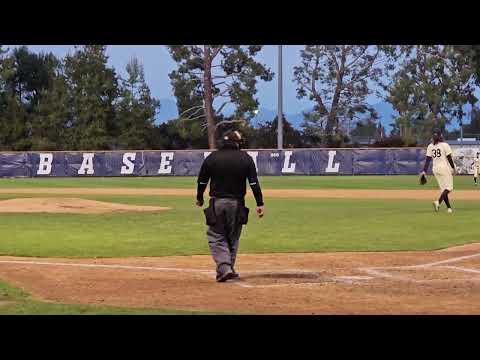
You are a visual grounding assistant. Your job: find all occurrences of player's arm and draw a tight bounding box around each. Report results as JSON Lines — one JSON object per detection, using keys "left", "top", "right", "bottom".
{"left": 421, "top": 156, "right": 432, "bottom": 174}
{"left": 446, "top": 155, "right": 455, "bottom": 170}
{"left": 421, "top": 145, "right": 432, "bottom": 175}
{"left": 247, "top": 157, "right": 264, "bottom": 217}
{"left": 196, "top": 159, "right": 210, "bottom": 207}
{"left": 444, "top": 144, "right": 456, "bottom": 171}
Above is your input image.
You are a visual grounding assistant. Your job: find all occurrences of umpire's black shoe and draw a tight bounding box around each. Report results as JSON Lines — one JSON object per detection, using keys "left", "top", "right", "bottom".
{"left": 231, "top": 271, "right": 240, "bottom": 279}
{"left": 216, "top": 271, "right": 234, "bottom": 283}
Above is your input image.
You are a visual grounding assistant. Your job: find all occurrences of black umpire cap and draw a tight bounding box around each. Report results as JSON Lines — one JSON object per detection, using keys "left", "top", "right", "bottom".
{"left": 222, "top": 130, "right": 244, "bottom": 144}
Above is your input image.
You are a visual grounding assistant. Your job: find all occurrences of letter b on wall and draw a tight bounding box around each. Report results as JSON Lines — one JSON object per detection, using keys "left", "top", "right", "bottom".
{"left": 37, "top": 153, "right": 53, "bottom": 175}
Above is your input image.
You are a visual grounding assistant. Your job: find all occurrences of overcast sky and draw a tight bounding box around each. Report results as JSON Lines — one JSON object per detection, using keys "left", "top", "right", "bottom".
{"left": 19, "top": 45, "right": 320, "bottom": 114}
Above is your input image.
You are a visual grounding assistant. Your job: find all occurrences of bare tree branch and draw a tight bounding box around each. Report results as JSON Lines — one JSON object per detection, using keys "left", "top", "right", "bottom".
{"left": 215, "top": 101, "right": 230, "bottom": 115}
{"left": 215, "top": 119, "right": 247, "bottom": 129}
{"left": 346, "top": 47, "right": 368, "bottom": 68}
{"left": 211, "top": 46, "right": 224, "bottom": 60}
{"left": 179, "top": 113, "right": 205, "bottom": 121}
{"left": 179, "top": 105, "right": 205, "bottom": 118}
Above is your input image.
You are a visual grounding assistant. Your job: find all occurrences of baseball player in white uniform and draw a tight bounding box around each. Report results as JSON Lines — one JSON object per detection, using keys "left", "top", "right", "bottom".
{"left": 473, "top": 152, "right": 480, "bottom": 186}
{"left": 420, "top": 129, "right": 456, "bottom": 213}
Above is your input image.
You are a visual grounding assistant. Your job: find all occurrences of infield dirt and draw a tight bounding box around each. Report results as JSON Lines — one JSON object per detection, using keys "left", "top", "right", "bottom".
{"left": 0, "top": 197, "right": 170, "bottom": 214}
{"left": 1, "top": 243, "right": 480, "bottom": 314}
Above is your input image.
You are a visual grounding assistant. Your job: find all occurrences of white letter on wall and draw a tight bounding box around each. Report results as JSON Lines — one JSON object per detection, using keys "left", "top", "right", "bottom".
{"left": 325, "top": 150, "right": 340, "bottom": 173}
{"left": 78, "top": 153, "right": 95, "bottom": 175}
{"left": 37, "top": 153, "right": 53, "bottom": 175}
{"left": 282, "top": 151, "right": 296, "bottom": 173}
{"left": 158, "top": 152, "right": 174, "bottom": 174}
{"left": 121, "top": 153, "right": 136, "bottom": 175}
{"left": 247, "top": 151, "right": 259, "bottom": 172}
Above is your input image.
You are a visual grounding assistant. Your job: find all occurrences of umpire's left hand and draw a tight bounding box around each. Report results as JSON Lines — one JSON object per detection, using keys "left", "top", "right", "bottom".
{"left": 196, "top": 199, "right": 204, "bottom": 207}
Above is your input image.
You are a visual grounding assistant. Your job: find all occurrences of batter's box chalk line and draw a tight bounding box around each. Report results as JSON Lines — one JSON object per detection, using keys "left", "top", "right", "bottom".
{"left": 359, "top": 252, "right": 480, "bottom": 284}
{"left": 1, "top": 252, "right": 480, "bottom": 287}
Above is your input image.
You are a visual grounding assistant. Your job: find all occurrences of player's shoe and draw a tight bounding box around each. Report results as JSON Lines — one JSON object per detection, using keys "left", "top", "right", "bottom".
{"left": 433, "top": 201, "right": 440, "bottom": 212}
{"left": 447, "top": 208, "right": 453, "bottom": 214}
{"left": 216, "top": 270, "right": 234, "bottom": 283}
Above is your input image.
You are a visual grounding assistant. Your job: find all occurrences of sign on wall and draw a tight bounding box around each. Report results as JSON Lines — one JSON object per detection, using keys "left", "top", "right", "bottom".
{"left": 0, "top": 147, "right": 471, "bottom": 177}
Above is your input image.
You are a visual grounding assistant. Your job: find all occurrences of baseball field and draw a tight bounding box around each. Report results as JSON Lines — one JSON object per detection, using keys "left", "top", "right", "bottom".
{"left": 1, "top": 175, "right": 480, "bottom": 314}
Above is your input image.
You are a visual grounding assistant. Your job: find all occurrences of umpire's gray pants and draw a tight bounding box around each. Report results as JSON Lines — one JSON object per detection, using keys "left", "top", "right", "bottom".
{"left": 207, "top": 198, "right": 243, "bottom": 276}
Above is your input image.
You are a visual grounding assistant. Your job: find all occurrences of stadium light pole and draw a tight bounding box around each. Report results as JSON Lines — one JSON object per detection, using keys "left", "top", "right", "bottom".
{"left": 277, "top": 45, "right": 283, "bottom": 150}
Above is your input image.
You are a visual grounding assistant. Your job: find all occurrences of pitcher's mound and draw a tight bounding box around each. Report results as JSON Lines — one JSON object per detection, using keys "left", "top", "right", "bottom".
{"left": 0, "top": 197, "right": 171, "bottom": 214}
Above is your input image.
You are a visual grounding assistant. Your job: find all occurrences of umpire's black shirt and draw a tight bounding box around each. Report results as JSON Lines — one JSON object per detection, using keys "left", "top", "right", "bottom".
{"left": 196, "top": 144, "right": 264, "bottom": 206}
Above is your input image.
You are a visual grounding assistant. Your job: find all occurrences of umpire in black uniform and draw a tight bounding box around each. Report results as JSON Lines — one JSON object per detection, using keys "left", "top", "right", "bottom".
{"left": 196, "top": 130, "right": 264, "bottom": 282}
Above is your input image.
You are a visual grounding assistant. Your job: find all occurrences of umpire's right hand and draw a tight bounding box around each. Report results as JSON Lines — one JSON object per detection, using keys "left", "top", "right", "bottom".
{"left": 256, "top": 206, "right": 264, "bottom": 218}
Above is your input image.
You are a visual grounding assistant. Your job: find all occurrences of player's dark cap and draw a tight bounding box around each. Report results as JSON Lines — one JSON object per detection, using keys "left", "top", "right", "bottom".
{"left": 432, "top": 128, "right": 442, "bottom": 136}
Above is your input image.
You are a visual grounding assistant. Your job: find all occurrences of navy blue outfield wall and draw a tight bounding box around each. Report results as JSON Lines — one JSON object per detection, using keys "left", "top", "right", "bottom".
{"left": 0, "top": 148, "right": 436, "bottom": 177}
{"left": 0, "top": 146, "right": 475, "bottom": 177}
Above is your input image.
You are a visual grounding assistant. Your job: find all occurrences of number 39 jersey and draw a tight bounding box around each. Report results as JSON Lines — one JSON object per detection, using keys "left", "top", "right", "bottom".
{"left": 426, "top": 141, "right": 453, "bottom": 172}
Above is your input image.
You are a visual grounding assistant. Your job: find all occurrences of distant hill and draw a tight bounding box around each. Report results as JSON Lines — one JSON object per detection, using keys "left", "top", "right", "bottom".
{"left": 371, "top": 102, "right": 397, "bottom": 133}
{"left": 252, "top": 102, "right": 399, "bottom": 132}
{"left": 155, "top": 99, "right": 476, "bottom": 135}
{"left": 251, "top": 108, "right": 305, "bottom": 129}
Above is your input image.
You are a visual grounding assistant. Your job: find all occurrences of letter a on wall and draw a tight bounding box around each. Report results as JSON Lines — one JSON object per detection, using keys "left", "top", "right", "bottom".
{"left": 78, "top": 153, "right": 95, "bottom": 175}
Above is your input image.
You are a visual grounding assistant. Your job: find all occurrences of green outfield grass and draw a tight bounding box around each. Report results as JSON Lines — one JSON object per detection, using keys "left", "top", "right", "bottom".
{"left": 0, "top": 194, "right": 477, "bottom": 258}
{"left": 0, "top": 280, "right": 221, "bottom": 315}
{"left": 0, "top": 175, "right": 477, "bottom": 190}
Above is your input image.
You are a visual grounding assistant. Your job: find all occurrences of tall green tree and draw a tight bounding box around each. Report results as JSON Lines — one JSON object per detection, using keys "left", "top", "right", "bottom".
{"left": 64, "top": 45, "right": 119, "bottom": 150}
{"left": 246, "top": 116, "right": 303, "bottom": 149}
{"left": 167, "top": 45, "right": 273, "bottom": 149}
{"left": 464, "top": 106, "right": 480, "bottom": 136}
{"left": 293, "top": 45, "right": 393, "bottom": 146}
{"left": 453, "top": 45, "right": 480, "bottom": 85}
{"left": 0, "top": 46, "right": 10, "bottom": 114}
{"left": 0, "top": 46, "right": 62, "bottom": 150}
{"left": 152, "top": 118, "right": 208, "bottom": 150}
{"left": 116, "top": 57, "right": 160, "bottom": 149}
{"left": 30, "top": 74, "right": 72, "bottom": 150}
{"left": 6, "top": 46, "right": 59, "bottom": 111}
{"left": 386, "top": 45, "right": 477, "bottom": 143}
{"left": 0, "top": 47, "right": 30, "bottom": 150}
{"left": 0, "top": 94, "right": 30, "bottom": 150}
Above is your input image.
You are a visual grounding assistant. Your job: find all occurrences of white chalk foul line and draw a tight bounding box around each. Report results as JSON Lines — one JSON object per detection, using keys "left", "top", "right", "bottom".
{"left": 440, "top": 266, "right": 480, "bottom": 274}
{"left": 358, "top": 252, "right": 480, "bottom": 283}
{"left": 0, "top": 260, "right": 373, "bottom": 288}
{"left": 369, "top": 252, "right": 480, "bottom": 271}
{"left": 0, "top": 260, "right": 215, "bottom": 274}
{"left": 2, "top": 251, "right": 480, "bottom": 287}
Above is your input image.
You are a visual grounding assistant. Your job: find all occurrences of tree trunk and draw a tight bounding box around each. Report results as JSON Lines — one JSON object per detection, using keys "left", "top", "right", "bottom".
{"left": 325, "top": 47, "right": 347, "bottom": 143}
{"left": 203, "top": 46, "right": 216, "bottom": 149}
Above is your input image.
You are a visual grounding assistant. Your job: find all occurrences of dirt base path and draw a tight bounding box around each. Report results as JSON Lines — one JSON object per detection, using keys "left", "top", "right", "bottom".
{"left": 1, "top": 187, "right": 480, "bottom": 200}
{"left": 1, "top": 244, "right": 480, "bottom": 314}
